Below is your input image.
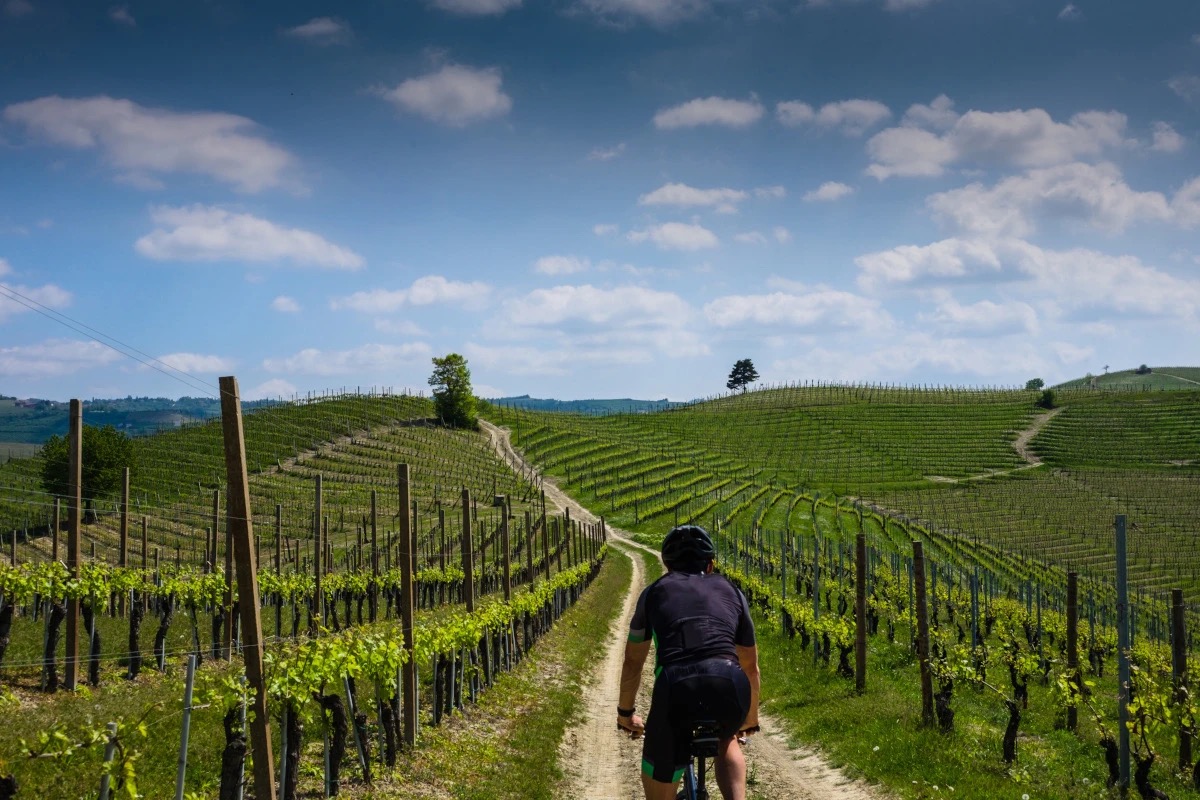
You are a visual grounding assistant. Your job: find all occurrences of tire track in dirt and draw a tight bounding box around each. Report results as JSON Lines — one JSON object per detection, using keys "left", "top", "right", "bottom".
{"left": 479, "top": 421, "right": 887, "bottom": 799}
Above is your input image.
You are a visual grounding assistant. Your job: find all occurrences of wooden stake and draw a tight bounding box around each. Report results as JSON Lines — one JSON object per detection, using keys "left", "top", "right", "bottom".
{"left": 1172, "top": 588, "right": 1190, "bottom": 768}
{"left": 52, "top": 497, "right": 60, "bottom": 562}
{"left": 855, "top": 533, "right": 867, "bottom": 693}
{"left": 217, "top": 376, "right": 276, "bottom": 800}
{"left": 1066, "top": 572, "right": 1079, "bottom": 732}
{"left": 65, "top": 399, "right": 82, "bottom": 690}
{"left": 461, "top": 488, "right": 476, "bottom": 613}
{"left": 313, "top": 474, "right": 323, "bottom": 634}
{"left": 399, "top": 464, "right": 417, "bottom": 746}
{"left": 913, "top": 540, "right": 933, "bottom": 725}
{"left": 500, "top": 499, "right": 511, "bottom": 602}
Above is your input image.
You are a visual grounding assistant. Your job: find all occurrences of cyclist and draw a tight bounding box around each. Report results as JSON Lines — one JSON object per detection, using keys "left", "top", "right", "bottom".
{"left": 617, "top": 524, "right": 761, "bottom": 800}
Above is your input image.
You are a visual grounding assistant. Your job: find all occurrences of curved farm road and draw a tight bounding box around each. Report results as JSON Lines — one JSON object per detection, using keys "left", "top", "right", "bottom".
{"left": 1012, "top": 406, "right": 1063, "bottom": 466}
{"left": 479, "top": 421, "right": 884, "bottom": 800}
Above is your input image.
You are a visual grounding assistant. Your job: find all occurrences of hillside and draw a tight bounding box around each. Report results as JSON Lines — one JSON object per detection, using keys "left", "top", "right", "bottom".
{"left": 1053, "top": 365, "right": 1200, "bottom": 390}
{"left": 490, "top": 395, "right": 683, "bottom": 415}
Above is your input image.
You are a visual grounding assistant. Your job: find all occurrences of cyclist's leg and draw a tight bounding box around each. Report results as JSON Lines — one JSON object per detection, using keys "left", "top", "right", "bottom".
{"left": 713, "top": 735, "right": 745, "bottom": 800}
{"left": 641, "top": 670, "right": 689, "bottom": 799}
{"left": 641, "top": 772, "right": 681, "bottom": 800}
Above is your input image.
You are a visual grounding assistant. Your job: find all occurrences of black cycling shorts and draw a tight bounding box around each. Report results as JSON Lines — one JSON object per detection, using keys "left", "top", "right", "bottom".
{"left": 641, "top": 657, "right": 751, "bottom": 784}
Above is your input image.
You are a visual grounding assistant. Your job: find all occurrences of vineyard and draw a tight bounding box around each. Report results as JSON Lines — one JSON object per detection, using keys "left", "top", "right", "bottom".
{"left": 0, "top": 381, "right": 1198, "bottom": 798}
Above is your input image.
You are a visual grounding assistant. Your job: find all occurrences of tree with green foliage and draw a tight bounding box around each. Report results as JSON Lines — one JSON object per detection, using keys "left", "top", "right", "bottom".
{"left": 1024, "top": 378, "right": 1044, "bottom": 391}
{"left": 726, "top": 358, "right": 759, "bottom": 393}
{"left": 41, "top": 424, "right": 135, "bottom": 522}
{"left": 429, "top": 353, "right": 477, "bottom": 429}
{"left": 1036, "top": 389, "right": 1056, "bottom": 410}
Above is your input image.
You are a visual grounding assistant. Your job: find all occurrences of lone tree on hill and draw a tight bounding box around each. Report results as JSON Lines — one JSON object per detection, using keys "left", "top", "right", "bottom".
{"left": 41, "top": 424, "right": 135, "bottom": 523}
{"left": 726, "top": 358, "right": 759, "bottom": 393}
{"left": 429, "top": 353, "right": 477, "bottom": 429}
{"left": 1024, "top": 378, "right": 1044, "bottom": 391}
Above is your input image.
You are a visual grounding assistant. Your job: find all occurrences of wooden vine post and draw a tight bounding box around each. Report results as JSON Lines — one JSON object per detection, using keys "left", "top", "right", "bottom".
{"left": 912, "top": 539, "right": 933, "bottom": 726}
{"left": 312, "top": 474, "right": 323, "bottom": 634}
{"left": 462, "top": 487, "right": 476, "bottom": 613}
{"left": 52, "top": 497, "right": 60, "bottom": 562}
{"left": 1171, "top": 588, "right": 1190, "bottom": 768}
{"left": 370, "top": 489, "right": 379, "bottom": 623}
{"left": 65, "top": 399, "right": 82, "bottom": 691}
{"left": 118, "top": 467, "right": 130, "bottom": 615}
{"left": 496, "top": 496, "right": 511, "bottom": 602}
{"left": 223, "top": 486, "right": 235, "bottom": 660}
{"left": 1066, "top": 571, "right": 1079, "bottom": 732}
{"left": 217, "top": 375, "right": 276, "bottom": 800}
{"left": 399, "top": 464, "right": 418, "bottom": 746}
{"left": 524, "top": 510, "right": 534, "bottom": 585}
{"left": 855, "top": 533, "right": 867, "bottom": 693}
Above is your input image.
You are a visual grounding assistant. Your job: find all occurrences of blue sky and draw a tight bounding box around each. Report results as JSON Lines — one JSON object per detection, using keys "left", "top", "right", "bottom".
{"left": 1, "top": 0, "right": 1198, "bottom": 402}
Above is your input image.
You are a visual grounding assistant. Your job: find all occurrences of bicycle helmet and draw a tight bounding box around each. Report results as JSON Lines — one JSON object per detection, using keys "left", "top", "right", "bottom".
{"left": 661, "top": 524, "right": 716, "bottom": 571}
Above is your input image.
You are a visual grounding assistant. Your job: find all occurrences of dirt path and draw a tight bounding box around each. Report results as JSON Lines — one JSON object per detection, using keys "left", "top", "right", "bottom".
{"left": 479, "top": 421, "right": 885, "bottom": 800}
{"left": 1012, "top": 406, "right": 1063, "bottom": 466}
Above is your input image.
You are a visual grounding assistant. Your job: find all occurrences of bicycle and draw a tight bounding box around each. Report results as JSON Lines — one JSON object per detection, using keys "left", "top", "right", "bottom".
{"left": 676, "top": 720, "right": 720, "bottom": 800}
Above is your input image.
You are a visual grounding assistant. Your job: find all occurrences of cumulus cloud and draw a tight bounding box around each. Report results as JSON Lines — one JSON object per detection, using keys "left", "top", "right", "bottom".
{"left": 3, "top": 0, "right": 32, "bottom": 18}
{"left": 284, "top": 17, "right": 352, "bottom": 45}
{"left": 135, "top": 206, "right": 364, "bottom": 269}
{"left": 264, "top": 342, "right": 433, "bottom": 376}
{"left": 272, "top": 295, "right": 301, "bottom": 313}
{"left": 1150, "top": 122, "right": 1185, "bottom": 153}
{"left": 917, "top": 293, "right": 1039, "bottom": 336}
{"left": 534, "top": 255, "right": 590, "bottom": 275}
{"left": 430, "top": 0, "right": 522, "bottom": 15}
{"left": 0, "top": 279, "right": 72, "bottom": 322}
{"left": 776, "top": 99, "right": 891, "bottom": 136}
{"left": 246, "top": 378, "right": 297, "bottom": 400}
{"left": 108, "top": 5, "right": 135, "bottom": 25}
{"left": 638, "top": 182, "right": 749, "bottom": 211}
{"left": 734, "top": 231, "right": 769, "bottom": 245}
{"left": 803, "top": 181, "right": 854, "bottom": 202}
{"left": 1167, "top": 75, "right": 1200, "bottom": 103}
{"left": 653, "top": 97, "right": 764, "bottom": 129}
{"left": 154, "top": 352, "right": 234, "bottom": 373}
{"left": 901, "top": 95, "right": 959, "bottom": 131}
{"left": 866, "top": 99, "right": 1131, "bottom": 179}
{"left": 755, "top": 185, "right": 786, "bottom": 199}
{"left": 857, "top": 237, "right": 1200, "bottom": 323}
{"left": 1057, "top": 4, "right": 1081, "bottom": 21}
{"left": 3, "top": 96, "right": 297, "bottom": 193}
{"left": 375, "top": 64, "right": 512, "bottom": 127}
{"left": 573, "top": 0, "right": 711, "bottom": 26}
{"left": 627, "top": 222, "right": 719, "bottom": 250}
{"left": 926, "top": 162, "right": 1174, "bottom": 237}
{"left": 0, "top": 339, "right": 121, "bottom": 377}
{"left": 588, "top": 142, "right": 626, "bottom": 161}
{"left": 704, "top": 282, "right": 889, "bottom": 331}
{"left": 330, "top": 275, "right": 490, "bottom": 313}
{"left": 773, "top": 226, "right": 792, "bottom": 243}
{"left": 593, "top": 223, "right": 619, "bottom": 236}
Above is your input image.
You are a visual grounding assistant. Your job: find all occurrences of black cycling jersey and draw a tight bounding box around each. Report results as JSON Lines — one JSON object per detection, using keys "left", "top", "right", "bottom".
{"left": 628, "top": 570, "right": 756, "bottom": 669}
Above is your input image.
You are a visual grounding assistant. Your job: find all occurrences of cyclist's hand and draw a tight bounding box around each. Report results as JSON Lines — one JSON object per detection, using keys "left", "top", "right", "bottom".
{"left": 617, "top": 713, "right": 645, "bottom": 739}
{"left": 737, "top": 724, "right": 760, "bottom": 743}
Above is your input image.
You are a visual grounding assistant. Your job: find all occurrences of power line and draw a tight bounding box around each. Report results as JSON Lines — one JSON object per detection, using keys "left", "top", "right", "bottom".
{"left": 0, "top": 282, "right": 218, "bottom": 397}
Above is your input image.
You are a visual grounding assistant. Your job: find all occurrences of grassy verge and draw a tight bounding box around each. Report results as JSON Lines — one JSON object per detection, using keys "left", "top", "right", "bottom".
{"left": 755, "top": 615, "right": 1200, "bottom": 800}
{"left": 345, "top": 548, "right": 634, "bottom": 799}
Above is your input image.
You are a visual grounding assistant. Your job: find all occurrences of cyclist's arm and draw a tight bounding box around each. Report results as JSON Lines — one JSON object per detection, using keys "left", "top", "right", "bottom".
{"left": 736, "top": 643, "right": 760, "bottom": 731}
{"left": 619, "top": 639, "right": 651, "bottom": 711}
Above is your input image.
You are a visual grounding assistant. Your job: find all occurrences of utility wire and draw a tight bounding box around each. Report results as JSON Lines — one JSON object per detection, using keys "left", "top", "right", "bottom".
{"left": 0, "top": 282, "right": 217, "bottom": 397}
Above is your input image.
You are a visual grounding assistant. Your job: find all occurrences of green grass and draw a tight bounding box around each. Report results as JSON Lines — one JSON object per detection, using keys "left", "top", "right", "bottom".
{"left": 1054, "top": 366, "right": 1200, "bottom": 391}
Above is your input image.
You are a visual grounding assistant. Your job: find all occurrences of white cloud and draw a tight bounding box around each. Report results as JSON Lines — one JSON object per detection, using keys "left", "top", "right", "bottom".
{"left": 0, "top": 339, "right": 121, "bottom": 377}
{"left": 135, "top": 205, "right": 364, "bottom": 269}
{"left": 803, "top": 181, "right": 855, "bottom": 202}
{"left": 773, "top": 226, "right": 792, "bottom": 243}
{"left": 627, "top": 222, "right": 719, "bottom": 250}
{"left": 856, "top": 236, "right": 1200, "bottom": 323}
{"left": 917, "top": 293, "right": 1039, "bottom": 335}
{"left": 1150, "top": 122, "right": 1185, "bottom": 153}
{"left": 376, "top": 65, "right": 512, "bottom": 127}
{"left": 263, "top": 342, "right": 433, "bottom": 376}
{"left": 155, "top": 352, "right": 234, "bottom": 373}
{"left": 1173, "top": 177, "right": 1200, "bottom": 227}
{"left": 653, "top": 97, "right": 764, "bottom": 129}
{"left": 777, "top": 98, "right": 891, "bottom": 136}
{"left": 3, "top": 96, "right": 297, "bottom": 193}
{"left": 246, "top": 378, "right": 297, "bottom": 400}
{"left": 901, "top": 94, "right": 958, "bottom": 131}
{"left": 1167, "top": 75, "right": 1200, "bottom": 103}
{"left": 108, "top": 5, "right": 135, "bottom": 26}
{"left": 704, "top": 284, "right": 889, "bottom": 331}
{"left": 593, "top": 223, "right": 619, "bottom": 236}
{"left": 0, "top": 281, "right": 72, "bottom": 322}
{"left": 3, "top": 0, "right": 32, "bottom": 18}
{"left": 330, "top": 275, "right": 490, "bottom": 312}
{"left": 855, "top": 238, "right": 1004, "bottom": 290}
{"left": 754, "top": 185, "right": 786, "bottom": 199}
{"left": 534, "top": 255, "right": 590, "bottom": 275}
{"left": 574, "top": 0, "right": 711, "bottom": 26}
{"left": 430, "top": 0, "right": 522, "bottom": 15}
{"left": 867, "top": 101, "right": 1131, "bottom": 179}
{"left": 588, "top": 142, "right": 626, "bottom": 161}
{"left": 271, "top": 295, "right": 301, "bottom": 313}
{"left": 734, "top": 231, "right": 768, "bottom": 245}
{"left": 638, "top": 183, "right": 749, "bottom": 209}
{"left": 284, "top": 17, "right": 352, "bottom": 45}
{"left": 1057, "top": 4, "right": 1081, "bottom": 21}
{"left": 926, "top": 162, "right": 1174, "bottom": 237}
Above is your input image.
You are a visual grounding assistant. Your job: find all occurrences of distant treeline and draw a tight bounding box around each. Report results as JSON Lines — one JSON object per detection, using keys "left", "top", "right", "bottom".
{"left": 489, "top": 395, "right": 683, "bottom": 415}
